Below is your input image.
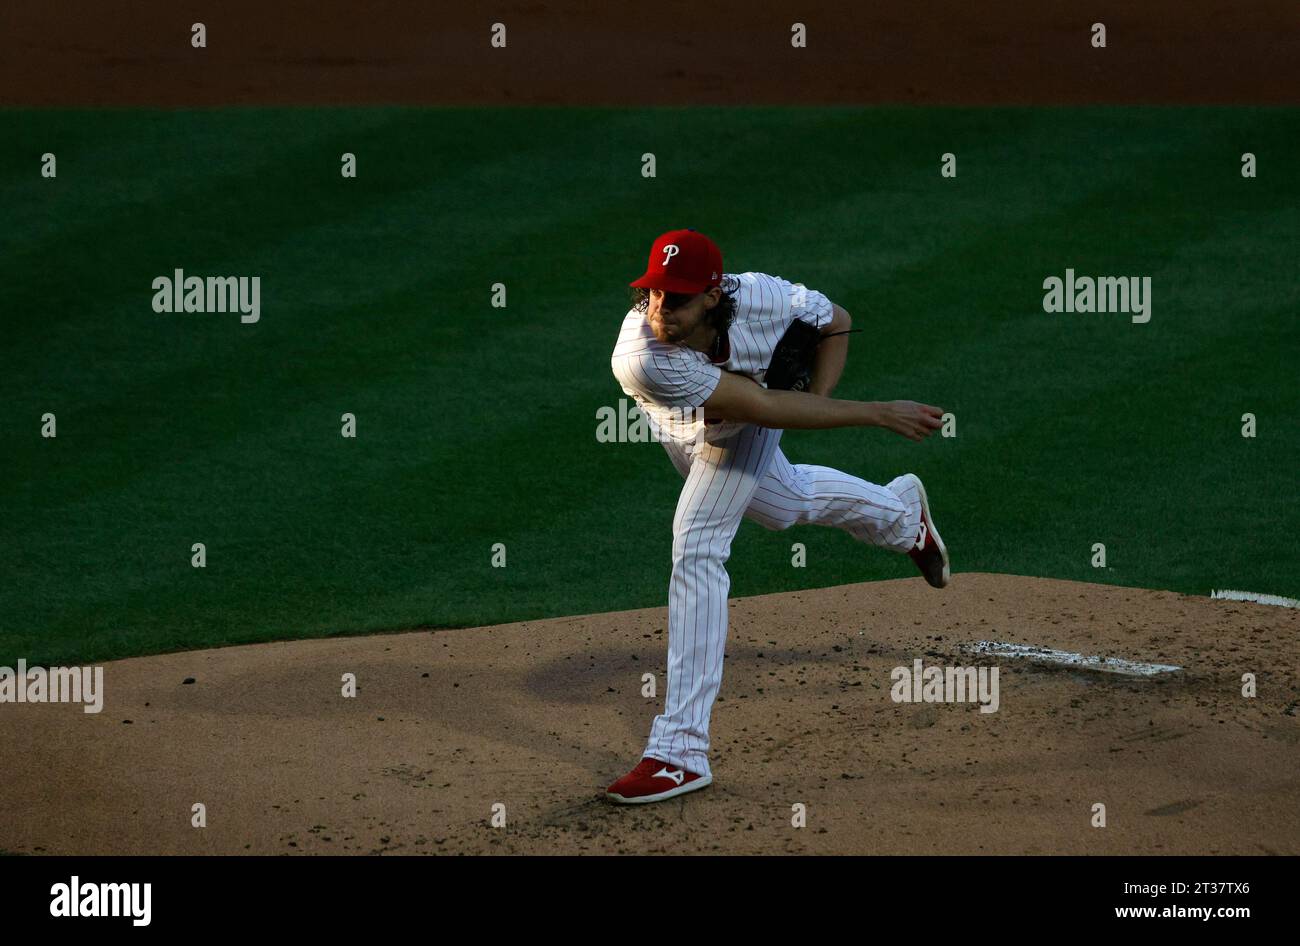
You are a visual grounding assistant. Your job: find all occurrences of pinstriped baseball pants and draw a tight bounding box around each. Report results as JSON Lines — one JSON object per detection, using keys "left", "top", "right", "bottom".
{"left": 643, "top": 424, "right": 922, "bottom": 777}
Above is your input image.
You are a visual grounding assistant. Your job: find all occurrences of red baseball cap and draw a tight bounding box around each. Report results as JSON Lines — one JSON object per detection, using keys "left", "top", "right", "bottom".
{"left": 629, "top": 228, "right": 724, "bottom": 294}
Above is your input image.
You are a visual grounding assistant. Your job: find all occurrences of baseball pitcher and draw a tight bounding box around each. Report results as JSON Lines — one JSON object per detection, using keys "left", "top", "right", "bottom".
{"left": 606, "top": 228, "right": 950, "bottom": 804}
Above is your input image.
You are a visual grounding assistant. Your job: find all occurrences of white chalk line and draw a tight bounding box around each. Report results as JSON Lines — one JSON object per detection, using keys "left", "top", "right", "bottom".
{"left": 964, "top": 641, "right": 1181, "bottom": 677}
{"left": 1210, "top": 589, "right": 1300, "bottom": 609}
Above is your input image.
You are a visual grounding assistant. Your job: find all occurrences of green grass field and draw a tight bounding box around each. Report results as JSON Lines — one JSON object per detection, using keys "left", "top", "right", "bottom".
{"left": 2, "top": 106, "right": 1296, "bottom": 666}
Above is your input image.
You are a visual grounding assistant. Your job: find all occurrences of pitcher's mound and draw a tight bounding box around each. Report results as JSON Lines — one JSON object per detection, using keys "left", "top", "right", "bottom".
{"left": 3, "top": 573, "right": 1297, "bottom": 855}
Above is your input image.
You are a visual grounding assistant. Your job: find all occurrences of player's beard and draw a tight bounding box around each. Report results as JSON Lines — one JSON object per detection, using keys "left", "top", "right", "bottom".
{"left": 649, "top": 314, "right": 679, "bottom": 344}
{"left": 650, "top": 307, "right": 704, "bottom": 345}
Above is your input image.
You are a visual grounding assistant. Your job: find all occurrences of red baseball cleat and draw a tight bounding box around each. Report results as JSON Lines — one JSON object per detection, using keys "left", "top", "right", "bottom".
{"left": 605, "top": 757, "right": 712, "bottom": 805}
{"left": 902, "top": 473, "right": 950, "bottom": 588}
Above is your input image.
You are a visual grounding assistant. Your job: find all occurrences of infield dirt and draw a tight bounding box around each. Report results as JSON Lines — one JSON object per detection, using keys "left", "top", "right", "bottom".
{"left": 3, "top": 574, "right": 1296, "bottom": 855}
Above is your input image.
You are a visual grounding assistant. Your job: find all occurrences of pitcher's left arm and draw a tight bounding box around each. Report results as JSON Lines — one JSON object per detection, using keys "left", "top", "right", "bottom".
{"left": 809, "top": 303, "right": 852, "bottom": 397}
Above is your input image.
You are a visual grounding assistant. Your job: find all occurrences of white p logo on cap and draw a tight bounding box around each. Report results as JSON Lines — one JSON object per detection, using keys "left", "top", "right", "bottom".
{"left": 660, "top": 244, "right": 680, "bottom": 266}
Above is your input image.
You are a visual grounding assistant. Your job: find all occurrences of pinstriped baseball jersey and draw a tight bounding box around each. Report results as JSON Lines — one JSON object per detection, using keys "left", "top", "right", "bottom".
{"left": 611, "top": 272, "right": 834, "bottom": 444}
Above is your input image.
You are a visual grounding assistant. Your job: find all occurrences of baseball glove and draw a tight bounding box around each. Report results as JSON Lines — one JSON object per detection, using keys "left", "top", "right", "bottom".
{"left": 764, "top": 319, "right": 859, "bottom": 392}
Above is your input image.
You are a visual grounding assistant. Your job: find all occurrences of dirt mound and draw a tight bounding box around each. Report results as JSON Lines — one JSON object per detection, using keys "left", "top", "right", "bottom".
{"left": 2, "top": 573, "right": 1297, "bottom": 855}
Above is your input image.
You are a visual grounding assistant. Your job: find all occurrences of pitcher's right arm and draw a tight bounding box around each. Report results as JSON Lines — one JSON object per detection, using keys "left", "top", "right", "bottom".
{"left": 702, "top": 370, "right": 943, "bottom": 442}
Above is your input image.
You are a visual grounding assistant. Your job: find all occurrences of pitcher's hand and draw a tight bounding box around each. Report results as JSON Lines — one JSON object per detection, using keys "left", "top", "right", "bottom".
{"left": 878, "top": 401, "right": 944, "bottom": 441}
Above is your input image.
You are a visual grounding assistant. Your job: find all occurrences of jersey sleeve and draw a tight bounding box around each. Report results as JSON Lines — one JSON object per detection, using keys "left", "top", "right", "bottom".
{"left": 613, "top": 349, "right": 722, "bottom": 410}
{"left": 736, "top": 272, "right": 835, "bottom": 332}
